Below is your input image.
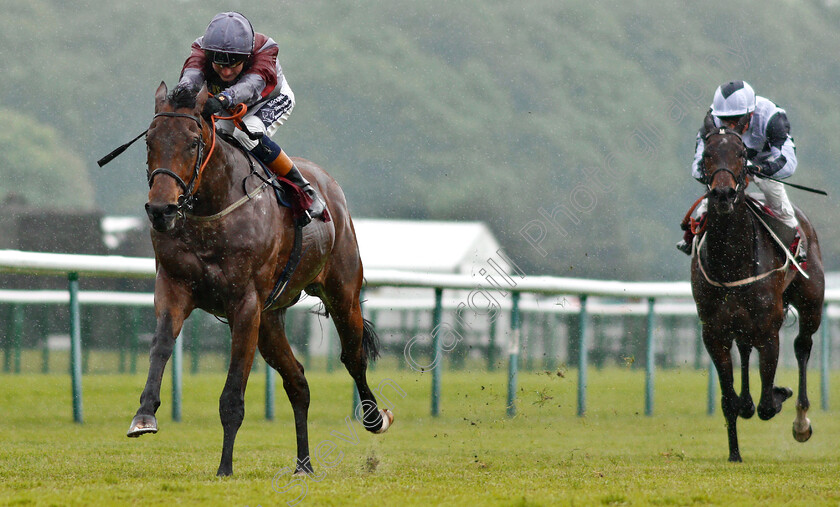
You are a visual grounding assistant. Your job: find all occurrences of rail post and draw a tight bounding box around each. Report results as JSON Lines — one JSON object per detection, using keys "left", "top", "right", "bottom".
{"left": 190, "top": 313, "right": 201, "bottom": 374}
{"left": 487, "top": 317, "right": 498, "bottom": 371}
{"left": 11, "top": 304, "right": 22, "bottom": 373}
{"left": 506, "top": 291, "right": 521, "bottom": 417}
{"left": 577, "top": 295, "right": 589, "bottom": 417}
{"left": 431, "top": 287, "right": 443, "bottom": 417}
{"left": 645, "top": 297, "right": 656, "bottom": 416}
{"left": 265, "top": 357, "right": 276, "bottom": 421}
{"left": 68, "top": 273, "right": 83, "bottom": 423}
{"left": 172, "top": 331, "right": 183, "bottom": 422}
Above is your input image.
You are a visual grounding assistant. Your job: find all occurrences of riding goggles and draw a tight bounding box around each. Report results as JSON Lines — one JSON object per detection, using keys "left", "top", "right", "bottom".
{"left": 207, "top": 50, "right": 248, "bottom": 67}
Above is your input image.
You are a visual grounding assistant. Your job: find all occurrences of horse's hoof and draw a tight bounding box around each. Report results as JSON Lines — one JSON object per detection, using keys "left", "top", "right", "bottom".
{"left": 774, "top": 386, "right": 793, "bottom": 402}
{"left": 793, "top": 421, "right": 813, "bottom": 443}
{"left": 127, "top": 414, "right": 158, "bottom": 437}
{"left": 374, "top": 409, "right": 394, "bottom": 434}
{"left": 728, "top": 454, "right": 743, "bottom": 463}
{"left": 739, "top": 398, "right": 755, "bottom": 419}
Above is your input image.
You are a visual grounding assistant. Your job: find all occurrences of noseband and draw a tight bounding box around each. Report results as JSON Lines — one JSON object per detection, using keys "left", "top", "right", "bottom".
{"left": 703, "top": 127, "right": 748, "bottom": 194}
{"left": 147, "top": 112, "right": 207, "bottom": 214}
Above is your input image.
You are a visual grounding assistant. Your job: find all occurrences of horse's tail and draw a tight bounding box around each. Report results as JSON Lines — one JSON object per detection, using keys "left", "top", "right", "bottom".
{"left": 362, "top": 317, "right": 381, "bottom": 362}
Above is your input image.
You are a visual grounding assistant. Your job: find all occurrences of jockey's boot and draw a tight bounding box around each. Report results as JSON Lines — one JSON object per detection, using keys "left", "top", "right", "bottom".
{"left": 251, "top": 137, "right": 326, "bottom": 220}
{"left": 793, "top": 226, "right": 808, "bottom": 265}
{"left": 676, "top": 226, "right": 694, "bottom": 256}
{"left": 283, "top": 164, "right": 327, "bottom": 220}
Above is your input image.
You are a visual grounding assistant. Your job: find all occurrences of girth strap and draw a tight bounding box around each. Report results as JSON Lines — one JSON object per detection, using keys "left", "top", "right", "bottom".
{"left": 263, "top": 220, "right": 307, "bottom": 311}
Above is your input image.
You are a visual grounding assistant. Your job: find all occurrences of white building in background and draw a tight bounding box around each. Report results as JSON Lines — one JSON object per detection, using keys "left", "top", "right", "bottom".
{"left": 352, "top": 218, "right": 512, "bottom": 275}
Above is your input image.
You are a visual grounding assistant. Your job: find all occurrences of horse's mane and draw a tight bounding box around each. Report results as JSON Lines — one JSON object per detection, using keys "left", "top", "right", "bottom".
{"left": 168, "top": 85, "right": 198, "bottom": 110}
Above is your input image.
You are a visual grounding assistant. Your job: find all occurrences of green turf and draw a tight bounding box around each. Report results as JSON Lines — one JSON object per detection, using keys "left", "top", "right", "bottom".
{"left": 1, "top": 365, "right": 839, "bottom": 506}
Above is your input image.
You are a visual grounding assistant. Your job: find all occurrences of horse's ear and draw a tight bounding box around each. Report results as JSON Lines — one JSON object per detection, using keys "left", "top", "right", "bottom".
{"left": 155, "top": 81, "right": 168, "bottom": 113}
{"left": 702, "top": 112, "right": 716, "bottom": 138}
{"left": 195, "top": 84, "right": 209, "bottom": 112}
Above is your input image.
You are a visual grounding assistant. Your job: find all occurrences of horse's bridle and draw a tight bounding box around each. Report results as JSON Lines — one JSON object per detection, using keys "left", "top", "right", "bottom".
{"left": 703, "top": 127, "right": 748, "bottom": 194}
{"left": 147, "top": 112, "right": 208, "bottom": 214}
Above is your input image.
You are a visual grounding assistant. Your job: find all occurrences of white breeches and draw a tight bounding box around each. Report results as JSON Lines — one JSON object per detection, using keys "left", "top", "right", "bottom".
{"left": 752, "top": 175, "right": 799, "bottom": 229}
{"left": 215, "top": 83, "right": 296, "bottom": 151}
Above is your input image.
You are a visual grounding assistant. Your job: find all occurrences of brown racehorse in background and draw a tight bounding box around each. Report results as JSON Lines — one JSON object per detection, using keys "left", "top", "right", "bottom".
{"left": 127, "top": 82, "right": 393, "bottom": 476}
{"left": 690, "top": 113, "right": 824, "bottom": 462}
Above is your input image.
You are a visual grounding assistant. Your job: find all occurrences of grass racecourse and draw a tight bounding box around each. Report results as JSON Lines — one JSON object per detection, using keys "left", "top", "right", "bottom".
{"left": 2, "top": 360, "right": 840, "bottom": 506}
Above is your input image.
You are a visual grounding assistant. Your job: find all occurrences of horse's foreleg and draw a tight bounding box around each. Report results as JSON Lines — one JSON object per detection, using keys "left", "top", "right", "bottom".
{"left": 792, "top": 330, "right": 814, "bottom": 442}
{"left": 756, "top": 332, "right": 792, "bottom": 421}
{"left": 217, "top": 293, "right": 261, "bottom": 477}
{"left": 704, "top": 332, "right": 741, "bottom": 462}
{"left": 128, "top": 287, "right": 192, "bottom": 437}
{"left": 736, "top": 341, "right": 755, "bottom": 419}
{"left": 258, "top": 310, "right": 313, "bottom": 475}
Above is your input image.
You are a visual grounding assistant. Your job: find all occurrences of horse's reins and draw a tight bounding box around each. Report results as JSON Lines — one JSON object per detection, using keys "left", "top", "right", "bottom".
{"left": 99, "top": 102, "right": 261, "bottom": 220}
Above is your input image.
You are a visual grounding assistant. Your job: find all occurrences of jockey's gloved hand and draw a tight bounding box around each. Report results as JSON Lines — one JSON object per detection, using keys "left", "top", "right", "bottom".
{"left": 746, "top": 160, "right": 770, "bottom": 177}
{"left": 202, "top": 92, "right": 234, "bottom": 120}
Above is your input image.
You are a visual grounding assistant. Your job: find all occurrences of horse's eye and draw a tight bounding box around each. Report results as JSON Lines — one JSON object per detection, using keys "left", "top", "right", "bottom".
{"left": 189, "top": 139, "right": 199, "bottom": 150}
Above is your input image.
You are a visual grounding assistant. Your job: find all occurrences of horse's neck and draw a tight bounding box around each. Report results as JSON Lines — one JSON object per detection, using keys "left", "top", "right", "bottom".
{"left": 192, "top": 142, "right": 246, "bottom": 215}
{"left": 703, "top": 203, "right": 758, "bottom": 278}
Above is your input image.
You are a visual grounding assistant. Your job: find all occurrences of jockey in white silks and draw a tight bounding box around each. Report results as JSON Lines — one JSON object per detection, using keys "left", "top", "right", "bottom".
{"left": 677, "top": 80, "right": 805, "bottom": 261}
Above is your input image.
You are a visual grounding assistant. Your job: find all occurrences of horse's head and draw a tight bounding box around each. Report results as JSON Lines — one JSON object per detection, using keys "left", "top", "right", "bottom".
{"left": 701, "top": 113, "right": 749, "bottom": 215}
{"left": 145, "top": 81, "right": 210, "bottom": 232}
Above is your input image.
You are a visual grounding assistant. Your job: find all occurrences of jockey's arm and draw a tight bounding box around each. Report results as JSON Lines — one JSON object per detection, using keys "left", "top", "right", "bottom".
{"left": 690, "top": 132, "right": 707, "bottom": 183}
{"left": 754, "top": 112, "right": 797, "bottom": 179}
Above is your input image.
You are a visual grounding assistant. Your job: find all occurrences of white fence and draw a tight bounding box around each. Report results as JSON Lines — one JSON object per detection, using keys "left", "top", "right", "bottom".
{"left": 0, "top": 249, "right": 835, "bottom": 422}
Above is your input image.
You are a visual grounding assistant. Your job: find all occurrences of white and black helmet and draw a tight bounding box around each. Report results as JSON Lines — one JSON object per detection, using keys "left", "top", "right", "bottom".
{"left": 200, "top": 12, "right": 255, "bottom": 66}
{"left": 711, "top": 80, "right": 756, "bottom": 117}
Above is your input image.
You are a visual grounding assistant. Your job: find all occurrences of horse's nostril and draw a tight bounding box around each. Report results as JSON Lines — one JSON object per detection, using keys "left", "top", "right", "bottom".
{"left": 145, "top": 202, "right": 178, "bottom": 221}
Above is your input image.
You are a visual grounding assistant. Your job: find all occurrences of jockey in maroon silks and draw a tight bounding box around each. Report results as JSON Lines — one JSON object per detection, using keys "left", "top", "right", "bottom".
{"left": 177, "top": 11, "right": 326, "bottom": 221}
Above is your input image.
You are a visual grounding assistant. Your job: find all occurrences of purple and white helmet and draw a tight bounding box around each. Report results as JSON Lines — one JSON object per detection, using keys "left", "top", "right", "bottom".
{"left": 711, "top": 80, "right": 756, "bottom": 117}
{"left": 200, "top": 12, "right": 255, "bottom": 65}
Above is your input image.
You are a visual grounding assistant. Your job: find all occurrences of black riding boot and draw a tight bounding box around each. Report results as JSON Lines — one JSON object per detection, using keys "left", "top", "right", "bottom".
{"left": 250, "top": 136, "right": 326, "bottom": 221}
{"left": 285, "top": 164, "right": 326, "bottom": 220}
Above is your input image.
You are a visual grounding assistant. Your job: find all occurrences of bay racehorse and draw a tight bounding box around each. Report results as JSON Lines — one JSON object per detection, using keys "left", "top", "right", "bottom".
{"left": 127, "top": 82, "right": 394, "bottom": 476}
{"left": 690, "top": 113, "right": 824, "bottom": 462}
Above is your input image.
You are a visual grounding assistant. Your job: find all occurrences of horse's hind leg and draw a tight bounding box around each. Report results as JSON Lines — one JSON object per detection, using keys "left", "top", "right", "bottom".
{"left": 789, "top": 299, "right": 821, "bottom": 442}
{"left": 736, "top": 341, "right": 755, "bottom": 419}
{"left": 258, "top": 309, "right": 313, "bottom": 474}
{"left": 756, "top": 329, "right": 792, "bottom": 421}
{"left": 704, "top": 329, "right": 742, "bottom": 462}
{"left": 322, "top": 282, "right": 393, "bottom": 433}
